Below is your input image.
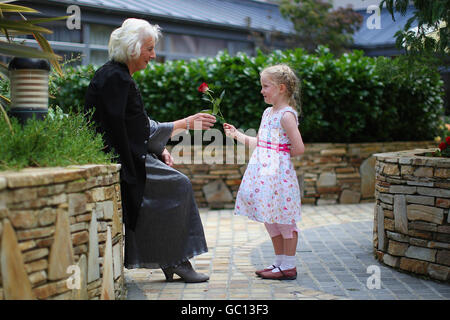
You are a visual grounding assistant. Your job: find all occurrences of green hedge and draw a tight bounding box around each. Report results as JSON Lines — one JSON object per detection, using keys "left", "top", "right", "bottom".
{"left": 5, "top": 47, "right": 446, "bottom": 143}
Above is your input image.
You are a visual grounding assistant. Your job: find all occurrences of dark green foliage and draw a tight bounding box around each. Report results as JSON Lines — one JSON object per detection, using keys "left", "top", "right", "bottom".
{"left": 2, "top": 47, "right": 444, "bottom": 144}
{"left": 0, "top": 107, "right": 112, "bottom": 170}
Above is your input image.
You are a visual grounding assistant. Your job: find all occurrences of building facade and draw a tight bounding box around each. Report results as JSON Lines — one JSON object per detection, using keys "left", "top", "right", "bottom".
{"left": 12, "top": 0, "right": 294, "bottom": 65}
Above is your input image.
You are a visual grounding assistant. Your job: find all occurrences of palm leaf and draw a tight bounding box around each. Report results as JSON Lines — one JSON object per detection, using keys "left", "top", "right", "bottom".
{"left": 0, "top": 40, "right": 61, "bottom": 60}
{"left": 25, "top": 16, "right": 70, "bottom": 25}
{"left": 0, "top": 61, "right": 8, "bottom": 79}
{"left": 0, "top": 94, "right": 13, "bottom": 134}
{"left": 0, "top": 20, "right": 53, "bottom": 34}
{"left": 0, "top": 3, "right": 39, "bottom": 13}
{"left": 33, "top": 32, "right": 63, "bottom": 76}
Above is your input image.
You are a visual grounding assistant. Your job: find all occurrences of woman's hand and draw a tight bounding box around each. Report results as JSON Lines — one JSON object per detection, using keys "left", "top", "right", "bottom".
{"left": 161, "top": 148, "right": 174, "bottom": 167}
{"left": 223, "top": 123, "right": 237, "bottom": 139}
{"left": 187, "top": 113, "right": 216, "bottom": 130}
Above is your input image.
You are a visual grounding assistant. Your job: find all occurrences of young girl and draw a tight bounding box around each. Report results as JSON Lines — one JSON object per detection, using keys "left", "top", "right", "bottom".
{"left": 224, "top": 64, "right": 305, "bottom": 280}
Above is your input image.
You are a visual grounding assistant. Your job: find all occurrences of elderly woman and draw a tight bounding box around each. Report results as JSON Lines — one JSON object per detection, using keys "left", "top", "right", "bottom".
{"left": 84, "top": 18, "right": 215, "bottom": 283}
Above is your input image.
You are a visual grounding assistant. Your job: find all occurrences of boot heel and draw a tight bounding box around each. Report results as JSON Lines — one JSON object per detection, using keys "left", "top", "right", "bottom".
{"left": 162, "top": 268, "right": 174, "bottom": 281}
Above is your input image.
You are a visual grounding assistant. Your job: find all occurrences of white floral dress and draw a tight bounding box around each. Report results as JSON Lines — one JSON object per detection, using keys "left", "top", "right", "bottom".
{"left": 235, "top": 106, "right": 302, "bottom": 224}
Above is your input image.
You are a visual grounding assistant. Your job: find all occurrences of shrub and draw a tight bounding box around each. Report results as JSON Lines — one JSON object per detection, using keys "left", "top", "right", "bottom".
{"left": 0, "top": 107, "right": 112, "bottom": 170}
{"left": 2, "top": 47, "right": 445, "bottom": 143}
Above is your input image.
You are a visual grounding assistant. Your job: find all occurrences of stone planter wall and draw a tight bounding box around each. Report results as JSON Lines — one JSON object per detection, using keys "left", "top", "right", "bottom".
{"left": 0, "top": 164, "right": 125, "bottom": 300}
{"left": 168, "top": 141, "right": 435, "bottom": 208}
{"left": 373, "top": 149, "right": 450, "bottom": 282}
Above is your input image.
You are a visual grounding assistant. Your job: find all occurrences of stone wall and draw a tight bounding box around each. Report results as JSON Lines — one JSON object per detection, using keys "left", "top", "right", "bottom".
{"left": 373, "top": 149, "right": 450, "bottom": 282}
{"left": 0, "top": 164, "right": 125, "bottom": 300}
{"left": 168, "top": 141, "right": 435, "bottom": 208}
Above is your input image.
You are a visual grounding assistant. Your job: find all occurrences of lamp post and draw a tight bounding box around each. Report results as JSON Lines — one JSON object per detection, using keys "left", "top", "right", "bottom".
{"left": 8, "top": 57, "right": 50, "bottom": 124}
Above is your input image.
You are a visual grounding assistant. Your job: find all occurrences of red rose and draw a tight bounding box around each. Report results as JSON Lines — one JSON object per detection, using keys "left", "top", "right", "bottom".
{"left": 198, "top": 82, "right": 209, "bottom": 93}
{"left": 446, "top": 136, "right": 450, "bottom": 144}
{"left": 439, "top": 142, "right": 447, "bottom": 151}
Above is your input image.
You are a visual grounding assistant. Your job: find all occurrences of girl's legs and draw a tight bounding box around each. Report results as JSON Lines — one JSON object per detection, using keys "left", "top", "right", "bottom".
{"left": 262, "top": 225, "right": 284, "bottom": 270}
{"left": 280, "top": 231, "right": 298, "bottom": 271}
{"left": 264, "top": 223, "right": 299, "bottom": 270}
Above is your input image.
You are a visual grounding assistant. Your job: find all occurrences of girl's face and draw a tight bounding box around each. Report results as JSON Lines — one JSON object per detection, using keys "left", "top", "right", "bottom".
{"left": 260, "top": 74, "right": 283, "bottom": 106}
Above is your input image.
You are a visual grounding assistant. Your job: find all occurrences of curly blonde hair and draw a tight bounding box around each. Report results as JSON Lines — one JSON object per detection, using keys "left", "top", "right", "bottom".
{"left": 260, "top": 64, "right": 301, "bottom": 115}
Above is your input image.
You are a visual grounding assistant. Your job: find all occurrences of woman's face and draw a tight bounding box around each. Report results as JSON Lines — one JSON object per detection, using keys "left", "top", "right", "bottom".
{"left": 129, "top": 36, "right": 156, "bottom": 74}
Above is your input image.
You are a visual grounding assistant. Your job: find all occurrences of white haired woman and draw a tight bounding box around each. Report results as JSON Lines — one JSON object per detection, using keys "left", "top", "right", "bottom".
{"left": 84, "top": 18, "right": 215, "bottom": 283}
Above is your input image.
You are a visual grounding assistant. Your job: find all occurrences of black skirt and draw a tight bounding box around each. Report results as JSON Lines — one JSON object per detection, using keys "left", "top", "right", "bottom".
{"left": 124, "top": 121, "right": 208, "bottom": 269}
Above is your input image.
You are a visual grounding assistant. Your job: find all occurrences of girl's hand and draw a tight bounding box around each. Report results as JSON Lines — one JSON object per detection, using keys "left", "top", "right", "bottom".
{"left": 188, "top": 113, "right": 216, "bottom": 130}
{"left": 161, "top": 148, "right": 174, "bottom": 167}
{"left": 223, "top": 123, "right": 237, "bottom": 139}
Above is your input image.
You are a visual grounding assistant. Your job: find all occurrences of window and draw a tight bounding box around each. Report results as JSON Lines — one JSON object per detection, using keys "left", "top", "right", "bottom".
{"left": 90, "top": 24, "right": 115, "bottom": 46}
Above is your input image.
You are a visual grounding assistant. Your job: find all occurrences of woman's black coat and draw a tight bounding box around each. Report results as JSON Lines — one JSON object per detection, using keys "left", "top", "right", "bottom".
{"left": 84, "top": 60, "right": 150, "bottom": 230}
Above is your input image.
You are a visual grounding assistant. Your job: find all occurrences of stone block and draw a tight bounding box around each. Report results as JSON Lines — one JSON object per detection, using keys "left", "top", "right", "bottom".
{"left": 427, "top": 264, "right": 450, "bottom": 281}
{"left": 339, "top": 189, "right": 361, "bottom": 204}
{"left": 320, "top": 148, "right": 346, "bottom": 156}
{"left": 436, "top": 198, "right": 450, "bottom": 208}
{"left": 202, "top": 179, "right": 233, "bottom": 204}
{"left": 9, "top": 210, "right": 38, "bottom": 229}
{"left": 68, "top": 193, "right": 87, "bottom": 216}
{"left": 389, "top": 185, "right": 416, "bottom": 194}
{"left": 400, "top": 165, "right": 414, "bottom": 175}
{"left": 387, "top": 240, "right": 408, "bottom": 256}
{"left": 33, "top": 279, "right": 70, "bottom": 299}
{"left": 1, "top": 219, "right": 35, "bottom": 299}
{"left": 379, "top": 193, "right": 394, "bottom": 204}
{"left": 386, "top": 231, "right": 409, "bottom": 243}
{"left": 0, "top": 177, "right": 6, "bottom": 191}
{"left": 405, "top": 195, "right": 434, "bottom": 206}
{"left": 414, "top": 166, "right": 433, "bottom": 178}
{"left": 317, "top": 172, "right": 336, "bottom": 187}
{"left": 48, "top": 210, "right": 74, "bottom": 281}
{"left": 16, "top": 226, "right": 54, "bottom": 241}
{"left": 407, "top": 204, "right": 444, "bottom": 224}
{"left": 383, "top": 164, "right": 400, "bottom": 176}
{"left": 405, "top": 246, "right": 436, "bottom": 262}
{"left": 393, "top": 194, "right": 408, "bottom": 234}
{"left": 417, "top": 187, "right": 450, "bottom": 198}
{"left": 438, "top": 225, "right": 450, "bottom": 234}
{"left": 408, "top": 221, "right": 437, "bottom": 232}
{"left": 436, "top": 250, "right": 450, "bottom": 267}
{"left": 400, "top": 257, "right": 428, "bottom": 275}
{"left": 427, "top": 241, "right": 450, "bottom": 250}
{"left": 434, "top": 168, "right": 450, "bottom": 178}
{"left": 382, "top": 253, "right": 400, "bottom": 268}
{"left": 88, "top": 211, "right": 100, "bottom": 283}
{"left": 377, "top": 205, "right": 385, "bottom": 251}
{"left": 23, "top": 248, "right": 49, "bottom": 263}
{"left": 384, "top": 218, "right": 395, "bottom": 231}
{"left": 100, "top": 227, "right": 115, "bottom": 300}
{"left": 71, "top": 254, "right": 88, "bottom": 300}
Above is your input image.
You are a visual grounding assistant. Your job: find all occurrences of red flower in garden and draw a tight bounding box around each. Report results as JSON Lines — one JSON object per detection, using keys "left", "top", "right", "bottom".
{"left": 439, "top": 142, "right": 447, "bottom": 151}
{"left": 446, "top": 136, "right": 450, "bottom": 144}
{"left": 198, "top": 82, "right": 209, "bottom": 93}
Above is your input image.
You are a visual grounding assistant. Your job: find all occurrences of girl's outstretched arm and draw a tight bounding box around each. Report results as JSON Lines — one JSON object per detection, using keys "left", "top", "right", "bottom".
{"left": 280, "top": 112, "right": 305, "bottom": 157}
{"left": 223, "top": 123, "right": 257, "bottom": 149}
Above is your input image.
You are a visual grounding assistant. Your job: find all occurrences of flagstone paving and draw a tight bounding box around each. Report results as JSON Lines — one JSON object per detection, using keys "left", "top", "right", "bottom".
{"left": 125, "top": 203, "right": 450, "bottom": 300}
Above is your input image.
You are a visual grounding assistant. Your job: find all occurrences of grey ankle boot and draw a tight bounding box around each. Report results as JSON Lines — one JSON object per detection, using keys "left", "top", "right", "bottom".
{"left": 162, "top": 260, "right": 209, "bottom": 283}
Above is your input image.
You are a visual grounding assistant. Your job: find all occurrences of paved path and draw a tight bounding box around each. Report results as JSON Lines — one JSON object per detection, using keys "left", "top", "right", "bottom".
{"left": 125, "top": 203, "right": 450, "bottom": 300}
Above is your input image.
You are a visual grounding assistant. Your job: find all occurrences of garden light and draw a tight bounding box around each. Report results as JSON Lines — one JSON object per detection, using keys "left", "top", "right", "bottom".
{"left": 8, "top": 57, "right": 50, "bottom": 123}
